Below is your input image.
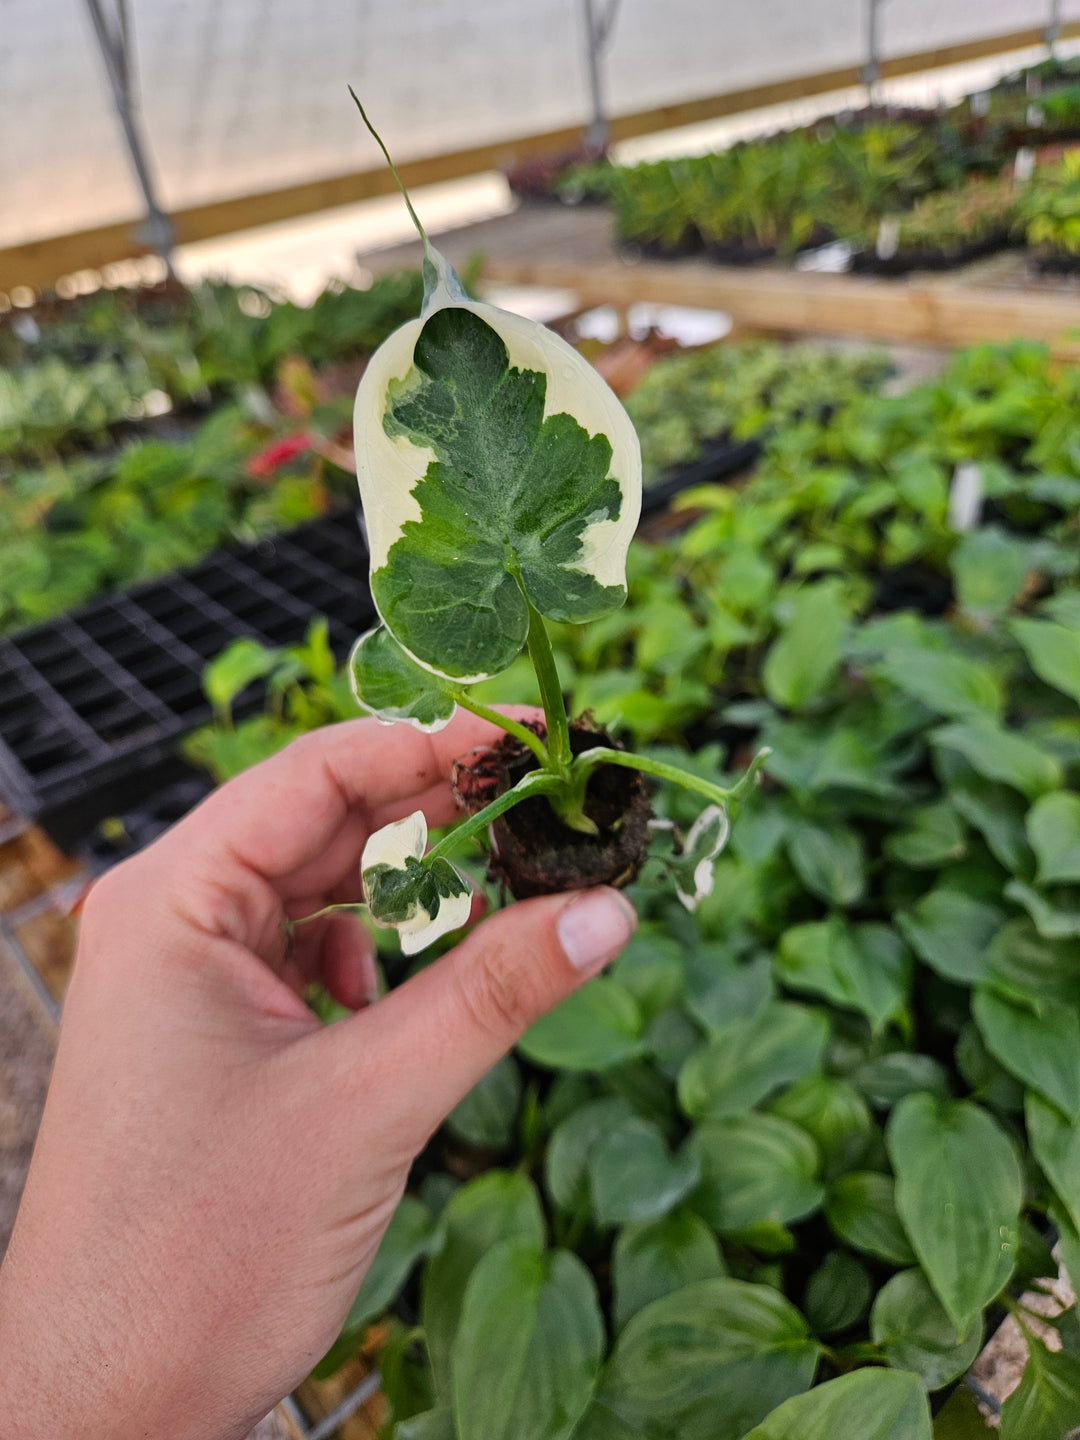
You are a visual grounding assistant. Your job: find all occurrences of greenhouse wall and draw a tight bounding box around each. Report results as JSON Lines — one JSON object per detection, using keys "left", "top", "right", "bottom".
{"left": 3, "top": 0, "right": 1079, "bottom": 251}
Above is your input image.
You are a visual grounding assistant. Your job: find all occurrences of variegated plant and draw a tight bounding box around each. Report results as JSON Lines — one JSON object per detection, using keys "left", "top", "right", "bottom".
{"left": 296, "top": 98, "right": 766, "bottom": 954}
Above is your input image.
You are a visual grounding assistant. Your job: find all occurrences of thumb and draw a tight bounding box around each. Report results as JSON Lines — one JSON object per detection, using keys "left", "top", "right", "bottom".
{"left": 329, "top": 887, "right": 636, "bottom": 1141}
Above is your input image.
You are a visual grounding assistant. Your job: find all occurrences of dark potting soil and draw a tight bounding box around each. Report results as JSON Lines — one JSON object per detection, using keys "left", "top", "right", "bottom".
{"left": 451, "top": 719, "right": 652, "bottom": 899}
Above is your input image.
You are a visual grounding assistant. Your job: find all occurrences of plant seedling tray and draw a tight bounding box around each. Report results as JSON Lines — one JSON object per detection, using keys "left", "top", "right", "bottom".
{"left": 0, "top": 511, "right": 375, "bottom": 848}
{"left": 640, "top": 437, "right": 761, "bottom": 516}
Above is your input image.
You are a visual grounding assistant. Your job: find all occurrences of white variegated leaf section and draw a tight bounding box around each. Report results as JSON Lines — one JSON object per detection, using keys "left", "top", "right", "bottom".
{"left": 675, "top": 804, "right": 731, "bottom": 912}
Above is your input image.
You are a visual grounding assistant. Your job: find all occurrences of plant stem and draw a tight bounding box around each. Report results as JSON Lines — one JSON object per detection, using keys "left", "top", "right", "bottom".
{"left": 287, "top": 901, "right": 368, "bottom": 930}
{"left": 450, "top": 692, "right": 550, "bottom": 768}
{"left": 425, "top": 770, "right": 562, "bottom": 863}
{"left": 524, "top": 600, "right": 573, "bottom": 778}
{"left": 569, "top": 744, "right": 772, "bottom": 810}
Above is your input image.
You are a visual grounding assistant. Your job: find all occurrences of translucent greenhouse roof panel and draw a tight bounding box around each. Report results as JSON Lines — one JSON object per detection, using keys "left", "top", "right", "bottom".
{"left": 4, "top": 0, "right": 1080, "bottom": 252}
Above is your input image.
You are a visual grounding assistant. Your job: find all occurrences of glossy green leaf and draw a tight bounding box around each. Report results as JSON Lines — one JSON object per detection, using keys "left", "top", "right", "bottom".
{"left": 876, "top": 650, "right": 1004, "bottom": 720}
{"left": 202, "top": 636, "right": 279, "bottom": 716}
{"left": 932, "top": 719, "right": 1061, "bottom": 800}
{"left": 422, "top": 1171, "right": 546, "bottom": 1397}
{"left": 871, "top": 1268, "right": 984, "bottom": 1390}
{"left": 884, "top": 801, "right": 967, "bottom": 869}
{"left": 1026, "top": 1090, "right": 1080, "bottom": 1234}
{"left": 999, "top": 1335, "right": 1080, "bottom": 1440}
{"left": 350, "top": 623, "right": 458, "bottom": 731}
{"left": 785, "top": 817, "right": 867, "bottom": 905}
{"left": 952, "top": 526, "right": 1032, "bottom": 621}
{"left": 1010, "top": 617, "right": 1080, "bottom": 705}
{"left": 986, "top": 919, "right": 1080, "bottom": 1008}
{"left": 677, "top": 1002, "right": 829, "bottom": 1119}
{"left": 950, "top": 776, "right": 1032, "bottom": 874}
{"left": 762, "top": 581, "right": 848, "bottom": 710}
{"left": 928, "top": 1385, "right": 994, "bottom": 1438}
{"left": 452, "top": 1239, "right": 603, "bottom": 1440}
{"left": 853, "top": 1052, "right": 951, "bottom": 1109}
{"left": 591, "top": 1279, "right": 820, "bottom": 1440}
{"left": 897, "top": 889, "right": 1003, "bottom": 985}
{"left": 742, "top": 1367, "right": 932, "bottom": 1440}
{"left": 589, "top": 1116, "right": 700, "bottom": 1227}
{"left": 803, "top": 1251, "right": 872, "bottom": 1336}
{"left": 768, "top": 1076, "right": 875, "bottom": 1181}
{"left": 519, "top": 978, "right": 644, "bottom": 1072}
{"left": 684, "top": 948, "right": 774, "bottom": 1038}
{"left": 777, "top": 918, "right": 911, "bottom": 1031}
{"left": 446, "top": 1056, "right": 522, "bottom": 1150}
{"left": 394, "top": 1410, "right": 455, "bottom": 1440}
{"left": 1006, "top": 879, "right": 1080, "bottom": 939}
{"left": 973, "top": 988, "right": 1080, "bottom": 1120}
{"left": 609, "top": 931, "right": 685, "bottom": 1020}
{"left": 887, "top": 1094, "right": 1022, "bottom": 1332}
{"left": 690, "top": 1114, "right": 825, "bottom": 1235}
{"left": 824, "top": 1172, "right": 917, "bottom": 1266}
{"left": 357, "top": 302, "right": 639, "bottom": 681}
{"left": 1027, "top": 792, "right": 1080, "bottom": 886}
{"left": 611, "top": 1209, "right": 726, "bottom": 1330}
{"left": 545, "top": 1098, "right": 636, "bottom": 1214}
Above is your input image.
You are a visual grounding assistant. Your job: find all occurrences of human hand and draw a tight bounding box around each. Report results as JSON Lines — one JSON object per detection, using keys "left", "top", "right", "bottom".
{"left": 0, "top": 714, "right": 636, "bottom": 1440}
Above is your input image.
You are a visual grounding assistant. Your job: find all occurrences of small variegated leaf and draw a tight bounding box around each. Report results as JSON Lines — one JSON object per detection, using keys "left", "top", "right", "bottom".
{"left": 672, "top": 804, "right": 731, "bottom": 912}
{"left": 361, "top": 811, "right": 471, "bottom": 955}
{"left": 350, "top": 624, "right": 458, "bottom": 732}
{"left": 354, "top": 264, "right": 641, "bottom": 683}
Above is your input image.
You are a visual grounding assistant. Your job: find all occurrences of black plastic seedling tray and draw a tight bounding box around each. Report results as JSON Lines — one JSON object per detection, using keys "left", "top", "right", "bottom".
{"left": 0, "top": 510, "right": 375, "bottom": 848}
{"left": 640, "top": 437, "right": 761, "bottom": 516}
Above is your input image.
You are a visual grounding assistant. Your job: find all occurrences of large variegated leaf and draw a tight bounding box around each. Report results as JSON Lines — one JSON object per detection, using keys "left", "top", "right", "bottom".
{"left": 353, "top": 263, "right": 640, "bottom": 682}
{"left": 361, "top": 811, "right": 471, "bottom": 955}
{"left": 350, "top": 624, "right": 458, "bottom": 732}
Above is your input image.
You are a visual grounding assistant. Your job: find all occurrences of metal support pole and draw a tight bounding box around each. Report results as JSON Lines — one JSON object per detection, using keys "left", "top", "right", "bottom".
{"left": 1046, "top": 0, "right": 1062, "bottom": 55}
{"left": 863, "top": 0, "right": 884, "bottom": 106}
{"left": 581, "top": 0, "right": 623, "bottom": 152}
{"left": 83, "top": 0, "right": 175, "bottom": 272}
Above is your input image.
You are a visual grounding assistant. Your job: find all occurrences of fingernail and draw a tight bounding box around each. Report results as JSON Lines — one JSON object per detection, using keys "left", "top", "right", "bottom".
{"left": 557, "top": 888, "right": 637, "bottom": 973}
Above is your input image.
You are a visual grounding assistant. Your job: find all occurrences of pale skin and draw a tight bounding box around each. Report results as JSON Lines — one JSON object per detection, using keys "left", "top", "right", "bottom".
{"left": 0, "top": 712, "right": 636, "bottom": 1439}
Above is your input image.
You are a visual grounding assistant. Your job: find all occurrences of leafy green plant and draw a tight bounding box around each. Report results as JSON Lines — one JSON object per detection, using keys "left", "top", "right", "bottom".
{"left": 863, "top": 174, "right": 1020, "bottom": 258}
{"left": 188, "top": 325, "right": 1080, "bottom": 1434}
{"left": 293, "top": 99, "right": 767, "bottom": 957}
{"left": 1019, "top": 152, "right": 1080, "bottom": 259}
{"left": 622, "top": 339, "right": 891, "bottom": 486}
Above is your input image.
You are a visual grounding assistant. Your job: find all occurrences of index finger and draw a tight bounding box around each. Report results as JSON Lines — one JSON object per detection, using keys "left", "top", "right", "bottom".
{"left": 165, "top": 709, "right": 538, "bottom": 884}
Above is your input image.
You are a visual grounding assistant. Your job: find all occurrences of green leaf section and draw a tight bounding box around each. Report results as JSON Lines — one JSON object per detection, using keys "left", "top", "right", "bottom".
{"left": 587, "top": 1279, "right": 820, "bottom": 1440}
{"left": 741, "top": 1368, "right": 932, "bottom": 1440}
{"left": 519, "top": 979, "right": 645, "bottom": 1072}
{"left": 451, "top": 1239, "right": 603, "bottom": 1440}
{"left": 999, "top": 1336, "right": 1080, "bottom": 1440}
{"left": 375, "top": 306, "right": 627, "bottom": 679}
{"left": 677, "top": 1001, "right": 829, "bottom": 1119}
{"left": 887, "top": 1094, "right": 1022, "bottom": 1333}
{"left": 350, "top": 623, "right": 458, "bottom": 729}
{"left": 690, "top": 1114, "right": 825, "bottom": 1237}
{"left": 870, "top": 1268, "right": 983, "bottom": 1391}
{"left": 422, "top": 1172, "right": 546, "bottom": 1398}
{"left": 611, "top": 1210, "right": 726, "bottom": 1330}
{"left": 777, "top": 919, "right": 910, "bottom": 1031}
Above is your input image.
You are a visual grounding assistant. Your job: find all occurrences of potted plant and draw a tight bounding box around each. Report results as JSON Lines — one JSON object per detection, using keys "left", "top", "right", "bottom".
{"left": 300, "top": 99, "right": 765, "bottom": 958}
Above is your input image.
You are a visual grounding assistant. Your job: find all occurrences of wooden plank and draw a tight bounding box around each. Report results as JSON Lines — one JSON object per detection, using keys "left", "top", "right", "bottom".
{"left": 481, "top": 250, "right": 1080, "bottom": 358}
{"left": 4, "top": 20, "right": 1079, "bottom": 294}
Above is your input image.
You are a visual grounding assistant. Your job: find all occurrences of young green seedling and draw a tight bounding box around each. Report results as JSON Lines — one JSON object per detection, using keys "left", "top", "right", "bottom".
{"left": 297, "top": 95, "right": 767, "bottom": 955}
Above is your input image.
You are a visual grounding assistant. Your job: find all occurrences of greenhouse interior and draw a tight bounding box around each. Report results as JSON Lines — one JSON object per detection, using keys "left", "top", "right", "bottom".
{"left": 7, "top": 1, "right": 1080, "bottom": 1436}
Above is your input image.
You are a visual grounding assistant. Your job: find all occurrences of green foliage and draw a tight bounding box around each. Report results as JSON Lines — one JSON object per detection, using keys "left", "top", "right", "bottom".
{"left": 621, "top": 339, "right": 891, "bottom": 487}
{"left": 0, "top": 271, "right": 422, "bottom": 633}
{"left": 190, "top": 335, "right": 1080, "bottom": 1435}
